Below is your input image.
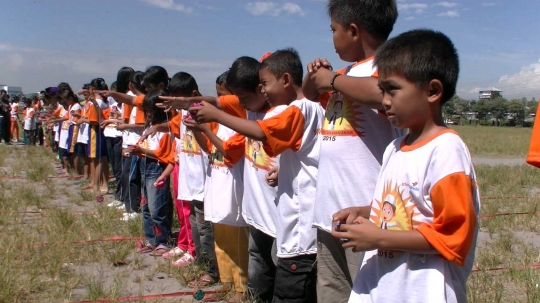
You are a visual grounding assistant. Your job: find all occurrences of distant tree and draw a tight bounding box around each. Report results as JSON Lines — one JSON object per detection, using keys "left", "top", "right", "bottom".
{"left": 488, "top": 97, "right": 508, "bottom": 126}
{"left": 473, "top": 99, "right": 490, "bottom": 121}
{"left": 491, "top": 91, "right": 503, "bottom": 99}
{"left": 527, "top": 100, "right": 538, "bottom": 116}
{"left": 508, "top": 99, "right": 526, "bottom": 125}
{"left": 532, "top": 97, "right": 537, "bottom": 102}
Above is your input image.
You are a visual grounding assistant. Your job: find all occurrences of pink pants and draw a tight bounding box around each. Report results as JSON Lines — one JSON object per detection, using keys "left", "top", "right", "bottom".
{"left": 172, "top": 163, "right": 196, "bottom": 256}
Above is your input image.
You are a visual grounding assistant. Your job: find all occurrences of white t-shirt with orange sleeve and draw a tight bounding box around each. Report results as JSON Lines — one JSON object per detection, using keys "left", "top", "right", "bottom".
{"left": 178, "top": 110, "right": 207, "bottom": 202}
{"left": 77, "top": 102, "right": 90, "bottom": 144}
{"left": 257, "top": 99, "right": 324, "bottom": 258}
{"left": 24, "top": 107, "right": 36, "bottom": 130}
{"left": 241, "top": 105, "right": 287, "bottom": 238}
{"left": 137, "top": 127, "right": 175, "bottom": 164}
{"left": 59, "top": 105, "right": 74, "bottom": 149}
{"left": 203, "top": 124, "right": 247, "bottom": 227}
{"left": 313, "top": 57, "right": 404, "bottom": 233}
{"left": 54, "top": 105, "right": 67, "bottom": 143}
{"left": 10, "top": 103, "right": 19, "bottom": 120}
{"left": 349, "top": 129, "right": 480, "bottom": 303}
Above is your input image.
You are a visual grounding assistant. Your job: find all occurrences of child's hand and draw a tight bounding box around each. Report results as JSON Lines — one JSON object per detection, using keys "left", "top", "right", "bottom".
{"left": 190, "top": 101, "right": 220, "bottom": 123}
{"left": 265, "top": 166, "right": 279, "bottom": 187}
{"left": 140, "top": 125, "right": 158, "bottom": 141}
{"left": 158, "top": 96, "right": 192, "bottom": 111}
{"left": 332, "top": 207, "right": 365, "bottom": 226}
{"left": 153, "top": 175, "right": 167, "bottom": 188}
{"left": 116, "top": 124, "right": 130, "bottom": 131}
{"left": 183, "top": 119, "right": 208, "bottom": 132}
{"left": 307, "top": 58, "right": 333, "bottom": 73}
{"left": 130, "top": 145, "right": 142, "bottom": 155}
{"left": 309, "top": 68, "right": 337, "bottom": 93}
{"left": 331, "top": 217, "right": 382, "bottom": 252}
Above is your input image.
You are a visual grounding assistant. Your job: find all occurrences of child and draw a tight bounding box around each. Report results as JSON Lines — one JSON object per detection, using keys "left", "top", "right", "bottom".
{"left": 74, "top": 84, "right": 92, "bottom": 185}
{"left": 192, "top": 48, "right": 323, "bottom": 303}
{"left": 331, "top": 29, "right": 480, "bottom": 303}
{"left": 158, "top": 56, "right": 286, "bottom": 301}
{"left": 302, "top": 1, "right": 401, "bottom": 301}
{"left": 23, "top": 100, "right": 37, "bottom": 145}
{"left": 10, "top": 99, "right": 20, "bottom": 142}
{"left": 131, "top": 89, "right": 175, "bottom": 255}
{"left": 183, "top": 71, "right": 250, "bottom": 302}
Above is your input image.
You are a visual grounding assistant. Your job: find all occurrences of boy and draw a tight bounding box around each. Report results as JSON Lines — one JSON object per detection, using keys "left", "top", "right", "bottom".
{"left": 23, "top": 100, "right": 37, "bottom": 145}
{"left": 192, "top": 48, "right": 324, "bottom": 303}
{"left": 159, "top": 56, "right": 285, "bottom": 302}
{"left": 302, "top": 1, "right": 400, "bottom": 301}
{"left": 331, "top": 29, "right": 480, "bottom": 303}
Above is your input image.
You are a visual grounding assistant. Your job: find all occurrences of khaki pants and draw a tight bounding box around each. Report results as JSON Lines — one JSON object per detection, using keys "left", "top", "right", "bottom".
{"left": 316, "top": 229, "right": 364, "bottom": 303}
{"left": 214, "top": 224, "right": 249, "bottom": 293}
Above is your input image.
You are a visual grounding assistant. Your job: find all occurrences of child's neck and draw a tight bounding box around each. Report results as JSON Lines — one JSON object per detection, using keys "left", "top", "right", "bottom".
{"left": 274, "top": 86, "right": 305, "bottom": 106}
{"left": 406, "top": 115, "right": 447, "bottom": 146}
{"left": 353, "top": 38, "right": 383, "bottom": 62}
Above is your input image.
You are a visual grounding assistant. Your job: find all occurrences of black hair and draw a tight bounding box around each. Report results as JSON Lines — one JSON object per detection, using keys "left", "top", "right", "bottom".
{"left": 328, "top": 0, "right": 398, "bottom": 42}
{"left": 374, "top": 29, "right": 459, "bottom": 105}
{"left": 226, "top": 56, "right": 261, "bottom": 93}
{"left": 142, "top": 89, "right": 169, "bottom": 126}
{"left": 143, "top": 66, "right": 169, "bottom": 89}
{"left": 57, "top": 82, "right": 72, "bottom": 92}
{"left": 90, "top": 78, "right": 109, "bottom": 91}
{"left": 129, "top": 72, "right": 146, "bottom": 94}
{"left": 260, "top": 48, "right": 303, "bottom": 86}
{"left": 110, "top": 81, "right": 118, "bottom": 91}
{"left": 0, "top": 89, "right": 6, "bottom": 94}
{"left": 216, "top": 71, "right": 229, "bottom": 85}
{"left": 82, "top": 84, "right": 90, "bottom": 90}
{"left": 116, "top": 67, "right": 135, "bottom": 94}
{"left": 168, "top": 72, "right": 199, "bottom": 96}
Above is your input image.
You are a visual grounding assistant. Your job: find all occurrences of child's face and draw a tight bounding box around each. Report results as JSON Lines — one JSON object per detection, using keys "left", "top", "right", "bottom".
{"left": 259, "top": 67, "right": 286, "bottom": 107}
{"left": 379, "top": 71, "right": 431, "bottom": 130}
{"left": 382, "top": 202, "right": 395, "bottom": 221}
{"left": 216, "top": 84, "right": 231, "bottom": 97}
{"left": 330, "top": 18, "right": 356, "bottom": 62}
{"left": 230, "top": 87, "right": 267, "bottom": 112}
{"left": 252, "top": 141, "right": 260, "bottom": 152}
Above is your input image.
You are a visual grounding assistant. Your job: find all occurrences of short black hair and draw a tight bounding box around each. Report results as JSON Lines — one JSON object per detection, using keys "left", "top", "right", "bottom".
{"left": 143, "top": 88, "right": 169, "bottom": 125}
{"left": 216, "top": 71, "right": 229, "bottom": 86}
{"left": 116, "top": 67, "right": 135, "bottom": 94}
{"left": 260, "top": 48, "right": 303, "bottom": 86}
{"left": 374, "top": 29, "right": 459, "bottom": 105}
{"left": 226, "top": 56, "right": 260, "bottom": 93}
{"left": 0, "top": 89, "right": 6, "bottom": 94}
{"left": 328, "top": 0, "right": 398, "bottom": 42}
{"left": 168, "top": 72, "right": 199, "bottom": 96}
{"left": 143, "top": 66, "right": 169, "bottom": 89}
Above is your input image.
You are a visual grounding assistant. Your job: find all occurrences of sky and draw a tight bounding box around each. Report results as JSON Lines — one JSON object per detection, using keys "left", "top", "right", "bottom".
{"left": 0, "top": 0, "right": 539, "bottom": 100}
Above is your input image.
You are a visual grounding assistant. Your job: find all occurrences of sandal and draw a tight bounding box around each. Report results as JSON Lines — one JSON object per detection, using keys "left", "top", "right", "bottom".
{"left": 136, "top": 243, "right": 155, "bottom": 254}
{"left": 149, "top": 244, "right": 170, "bottom": 257}
{"left": 188, "top": 274, "right": 217, "bottom": 288}
{"left": 162, "top": 247, "right": 185, "bottom": 259}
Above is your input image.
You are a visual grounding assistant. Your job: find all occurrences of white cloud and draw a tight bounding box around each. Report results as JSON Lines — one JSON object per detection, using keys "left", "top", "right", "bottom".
{"left": 0, "top": 44, "right": 227, "bottom": 95}
{"left": 139, "top": 0, "right": 193, "bottom": 13}
{"left": 397, "top": 3, "right": 428, "bottom": 12}
{"left": 246, "top": 2, "right": 304, "bottom": 17}
{"left": 497, "top": 63, "right": 540, "bottom": 98}
{"left": 482, "top": 2, "right": 496, "bottom": 6}
{"left": 437, "top": 10, "right": 460, "bottom": 17}
{"left": 405, "top": 16, "right": 416, "bottom": 20}
{"left": 434, "top": 2, "right": 458, "bottom": 7}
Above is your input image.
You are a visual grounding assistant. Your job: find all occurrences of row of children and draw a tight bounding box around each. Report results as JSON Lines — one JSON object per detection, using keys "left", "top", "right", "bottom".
{"left": 39, "top": 0, "right": 480, "bottom": 302}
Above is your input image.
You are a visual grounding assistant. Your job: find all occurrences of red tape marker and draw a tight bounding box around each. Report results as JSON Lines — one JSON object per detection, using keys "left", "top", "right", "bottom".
{"left": 480, "top": 211, "right": 540, "bottom": 219}
{"left": 30, "top": 236, "right": 145, "bottom": 247}
{"left": 68, "top": 289, "right": 227, "bottom": 303}
{"left": 472, "top": 262, "right": 540, "bottom": 272}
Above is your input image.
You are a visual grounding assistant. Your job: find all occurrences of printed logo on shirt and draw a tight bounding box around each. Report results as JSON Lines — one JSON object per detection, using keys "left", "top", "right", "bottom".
{"left": 321, "top": 94, "right": 365, "bottom": 137}
{"left": 209, "top": 145, "right": 226, "bottom": 168}
{"left": 370, "top": 181, "right": 423, "bottom": 232}
{"left": 181, "top": 130, "right": 201, "bottom": 156}
{"left": 245, "top": 138, "right": 273, "bottom": 171}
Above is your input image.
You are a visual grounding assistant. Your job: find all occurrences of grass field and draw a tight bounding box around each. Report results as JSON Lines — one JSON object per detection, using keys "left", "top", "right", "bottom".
{"left": 451, "top": 125, "right": 532, "bottom": 157}
{"left": 0, "top": 126, "right": 539, "bottom": 302}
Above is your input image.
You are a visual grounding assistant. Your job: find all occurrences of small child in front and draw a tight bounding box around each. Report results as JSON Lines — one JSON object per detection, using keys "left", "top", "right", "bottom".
{"left": 331, "top": 29, "right": 480, "bottom": 303}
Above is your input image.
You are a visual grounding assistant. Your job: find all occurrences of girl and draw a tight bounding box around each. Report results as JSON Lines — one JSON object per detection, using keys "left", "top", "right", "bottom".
{"left": 74, "top": 84, "right": 92, "bottom": 185}
{"left": 131, "top": 89, "right": 174, "bottom": 255}
{"left": 10, "top": 99, "right": 20, "bottom": 142}
{"left": 23, "top": 100, "right": 36, "bottom": 145}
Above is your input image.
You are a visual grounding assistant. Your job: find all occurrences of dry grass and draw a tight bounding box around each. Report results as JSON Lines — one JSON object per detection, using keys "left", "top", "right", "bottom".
{"left": 451, "top": 125, "right": 532, "bottom": 157}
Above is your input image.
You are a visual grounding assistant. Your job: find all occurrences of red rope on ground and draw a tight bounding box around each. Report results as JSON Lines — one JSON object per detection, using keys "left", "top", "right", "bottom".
{"left": 69, "top": 289, "right": 228, "bottom": 303}
{"left": 480, "top": 211, "right": 540, "bottom": 219}
{"left": 30, "top": 236, "right": 145, "bottom": 247}
{"left": 472, "top": 262, "right": 540, "bottom": 273}
{"left": 482, "top": 196, "right": 540, "bottom": 200}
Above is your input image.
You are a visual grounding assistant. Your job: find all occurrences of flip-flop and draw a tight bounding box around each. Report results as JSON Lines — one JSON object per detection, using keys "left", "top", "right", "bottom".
{"left": 188, "top": 275, "right": 217, "bottom": 288}
{"left": 149, "top": 244, "right": 170, "bottom": 257}
{"left": 136, "top": 243, "right": 155, "bottom": 254}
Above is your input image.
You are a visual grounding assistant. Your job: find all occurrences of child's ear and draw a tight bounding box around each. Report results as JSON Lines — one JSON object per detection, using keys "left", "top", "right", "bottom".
{"left": 158, "top": 83, "right": 166, "bottom": 89}
{"left": 427, "top": 80, "right": 443, "bottom": 104}
{"left": 282, "top": 73, "right": 292, "bottom": 88}
{"left": 191, "top": 90, "right": 200, "bottom": 97}
{"left": 349, "top": 23, "right": 360, "bottom": 40}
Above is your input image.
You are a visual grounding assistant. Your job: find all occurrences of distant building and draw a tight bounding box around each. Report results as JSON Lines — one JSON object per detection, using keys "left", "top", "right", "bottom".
{"left": 0, "top": 84, "right": 23, "bottom": 97}
{"left": 478, "top": 87, "right": 503, "bottom": 101}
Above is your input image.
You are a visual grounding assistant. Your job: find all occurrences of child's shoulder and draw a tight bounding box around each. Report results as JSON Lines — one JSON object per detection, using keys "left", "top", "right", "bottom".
{"left": 345, "top": 57, "right": 377, "bottom": 77}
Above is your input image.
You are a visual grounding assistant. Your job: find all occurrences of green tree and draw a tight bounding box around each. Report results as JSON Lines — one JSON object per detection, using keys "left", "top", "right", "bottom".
{"left": 488, "top": 97, "right": 508, "bottom": 126}
{"left": 473, "top": 99, "right": 489, "bottom": 121}
{"left": 508, "top": 99, "right": 526, "bottom": 125}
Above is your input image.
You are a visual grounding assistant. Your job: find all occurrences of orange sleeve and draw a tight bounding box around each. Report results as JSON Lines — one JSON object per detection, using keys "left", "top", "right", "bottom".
{"left": 223, "top": 133, "right": 245, "bottom": 165}
{"left": 416, "top": 172, "right": 477, "bottom": 267}
{"left": 134, "top": 95, "right": 145, "bottom": 109}
{"left": 169, "top": 114, "right": 182, "bottom": 138}
{"left": 219, "top": 95, "right": 246, "bottom": 119}
{"left": 103, "top": 108, "right": 111, "bottom": 120}
{"left": 155, "top": 133, "right": 174, "bottom": 164}
{"left": 52, "top": 107, "right": 62, "bottom": 117}
{"left": 527, "top": 103, "right": 540, "bottom": 168}
{"left": 204, "top": 123, "right": 220, "bottom": 153}
{"left": 135, "top": 108, "right": 145, "bottom": 124}
{"left": 123, "top": 104, "right": 133, "bottom": 121}
{"left": 87, "top": 105, "right": 98, "bottom": 123}
{"left": 318, "top": 92, "right": 331, "bottom": 110}
{"left": 256, "top": 106, "right": 305, "bottom": 156}
{"left": 22, "top": 109, "right": 27, "bottom": 116}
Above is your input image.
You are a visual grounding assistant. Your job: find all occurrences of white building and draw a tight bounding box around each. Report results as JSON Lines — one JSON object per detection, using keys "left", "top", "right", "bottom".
{"left": 0, "top": 85, "right": 23, "bottom": 96}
